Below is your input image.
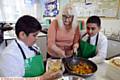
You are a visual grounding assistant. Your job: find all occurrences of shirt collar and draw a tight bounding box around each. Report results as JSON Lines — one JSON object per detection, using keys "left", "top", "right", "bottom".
{"left": 16, "top": 38, "right": 35, "bottom": 58}
{"left": 16, "top": 39, "right": 28, "bottom": 48}
{"left": 91, "top": 33, "right": 99, "bottom": 39}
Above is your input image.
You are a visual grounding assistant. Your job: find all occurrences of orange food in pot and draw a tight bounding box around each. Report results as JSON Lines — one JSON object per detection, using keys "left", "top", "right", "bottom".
{"left": 70, "top": 62, "right": 93, "bottom": 74}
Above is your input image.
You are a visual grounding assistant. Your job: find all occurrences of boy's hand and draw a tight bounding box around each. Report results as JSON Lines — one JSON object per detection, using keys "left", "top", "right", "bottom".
{"left": 41, "top": 70, "right": 62, "bottom": 80}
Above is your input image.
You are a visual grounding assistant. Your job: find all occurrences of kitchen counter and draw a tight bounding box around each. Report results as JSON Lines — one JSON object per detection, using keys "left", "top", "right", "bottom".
{"left": 3, "top": 30, "right": 47, "bottom": 46}
{"left": 46, "top": 59, "right": 115, "bottom": 80}
{"left": 108, "top": 37, "right": 120, "bottom": 42}
{"left": 85, "top": 61, "right": 110, "bottom": 80}
{"left": 0, "top": 61, "right": 115, "bottom": 80}
{"left": 57, "top": 60, "right": 114, "bottom": 80}
{"left": 4, "top": 30, "right": 47, "bottom": 40}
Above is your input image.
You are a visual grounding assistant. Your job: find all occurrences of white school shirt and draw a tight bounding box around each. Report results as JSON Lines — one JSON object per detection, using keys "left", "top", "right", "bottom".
{"left": 82, "top": 32, "right": 108, "bottom": 64}
{"left": 0, "top": 39, "right": 36, "bottom": 77}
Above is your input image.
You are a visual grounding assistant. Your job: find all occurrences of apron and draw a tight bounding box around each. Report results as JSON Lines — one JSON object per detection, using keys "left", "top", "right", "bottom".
{"left": 77, "top": 33, "right": 99, "bottom": 59}
{"left": 15, "top": 40, "right": 45, "bottom": 77}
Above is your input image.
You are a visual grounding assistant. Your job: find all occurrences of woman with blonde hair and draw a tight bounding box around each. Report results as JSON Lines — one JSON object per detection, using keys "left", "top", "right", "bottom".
{"left": 47, "top": 3, "right": 81, "bottom": 58}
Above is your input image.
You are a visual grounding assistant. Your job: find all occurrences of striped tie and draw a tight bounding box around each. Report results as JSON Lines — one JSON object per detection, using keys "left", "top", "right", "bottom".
{"left": 28, "top": 47, "right": 38, "bottom": 55}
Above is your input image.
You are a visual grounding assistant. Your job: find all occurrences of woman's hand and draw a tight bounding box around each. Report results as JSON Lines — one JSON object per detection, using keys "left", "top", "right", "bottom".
{"left": 65, "top": 49, "right": 73, "bottom": 57}
{"left": 73, "top": 47, "right": 78, "bottom": 55}
{"left": 60, "top": 50, "right": 66, "bottom": 58}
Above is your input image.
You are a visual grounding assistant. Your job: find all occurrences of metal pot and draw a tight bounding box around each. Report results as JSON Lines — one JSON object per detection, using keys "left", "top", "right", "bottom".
{"left": 57, "top": 75, "right": 85, "bottom": 80}
{"left": 62, "top": 57, "right": 97, "bottom": 78}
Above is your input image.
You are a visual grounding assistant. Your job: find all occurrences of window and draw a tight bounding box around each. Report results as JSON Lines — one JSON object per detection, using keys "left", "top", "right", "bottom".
{"left": 0, "top": 0, "right": 37, "bottom": 22}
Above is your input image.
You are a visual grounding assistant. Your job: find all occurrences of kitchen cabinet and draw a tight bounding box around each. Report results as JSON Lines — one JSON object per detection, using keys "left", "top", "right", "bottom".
{"left": 107, "top": 40, "right": 120, "bottom": 59}
{"left": 36, "top": 35, "right": 47, "bottom": 61}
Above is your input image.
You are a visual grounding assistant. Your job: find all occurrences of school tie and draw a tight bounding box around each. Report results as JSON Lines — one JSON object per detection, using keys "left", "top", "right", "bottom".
{"left": 87, "top": 36, "right": 90, "bottom": 44}
{"left": 28, "top": 47, "right": 38, "bottom": 55}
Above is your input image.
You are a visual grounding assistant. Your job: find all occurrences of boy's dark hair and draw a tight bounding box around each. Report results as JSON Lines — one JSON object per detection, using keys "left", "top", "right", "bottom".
{"left": 15, "top": 15, "right": 42, "bottom": 38}
{"left": 86, "top": 16, "right": 101, "bottom": 28}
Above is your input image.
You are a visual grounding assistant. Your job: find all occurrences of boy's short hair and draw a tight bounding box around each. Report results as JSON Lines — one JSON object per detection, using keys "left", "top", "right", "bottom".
{"left": 86, "top": 16, "right": 101, "bottom": 28}
{"left": 15, "top": 15, "right": 42, "bottom": 38}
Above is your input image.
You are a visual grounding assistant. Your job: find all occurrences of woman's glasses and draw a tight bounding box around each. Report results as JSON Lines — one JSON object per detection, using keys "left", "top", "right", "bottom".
{"left": 87, "top": 27, "right": 96, "bottom": 31}
{"left": 62, "top": 15, "right": 73, "bottom": 19}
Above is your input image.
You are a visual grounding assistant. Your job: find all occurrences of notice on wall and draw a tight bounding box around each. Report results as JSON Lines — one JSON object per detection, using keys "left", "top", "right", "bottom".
{"left": 71, "top": 0, "right": 119, "bottom": 18}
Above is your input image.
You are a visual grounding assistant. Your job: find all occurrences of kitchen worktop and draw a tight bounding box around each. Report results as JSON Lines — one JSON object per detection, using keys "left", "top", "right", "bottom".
{"left": 3, "top": 30, "right": 47, "bottom": 40}
{"left": 45, "top": 58, "right": 115, "bottom": 80}
{"left": 85, "top": 61, "right": 110, "bottom": 80}
{"left": 57, "top": 60, "right": 114, "bottom": 80}
{"left": 0, "top": 60, "right": 115, "bottom": 80}
{"left": 108, "top": 38, "right": 120, "bottom": 42}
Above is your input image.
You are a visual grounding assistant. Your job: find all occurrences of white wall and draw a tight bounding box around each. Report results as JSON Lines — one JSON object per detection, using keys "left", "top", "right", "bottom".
{"left": 101, "top": 19, "right": 120, "bottom": 35}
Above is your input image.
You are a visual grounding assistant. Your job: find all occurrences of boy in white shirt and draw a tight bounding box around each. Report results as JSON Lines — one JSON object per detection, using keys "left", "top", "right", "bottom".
{"left": 0, "top": 15, "right": 61, "bottom": 79}
{"left": 79, "top": 16, "right": 108, "bottom": 64}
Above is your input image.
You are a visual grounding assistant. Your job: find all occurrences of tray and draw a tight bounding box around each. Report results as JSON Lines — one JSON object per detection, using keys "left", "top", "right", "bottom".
{"left": 46, "top": 58, "right": 65, "bottom": 73}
